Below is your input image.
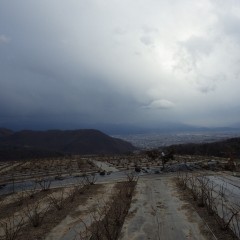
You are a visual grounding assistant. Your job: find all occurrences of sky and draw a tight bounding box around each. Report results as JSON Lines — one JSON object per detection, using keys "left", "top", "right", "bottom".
{"left": 0, "top": 0, "right": 240, "bottom": 132}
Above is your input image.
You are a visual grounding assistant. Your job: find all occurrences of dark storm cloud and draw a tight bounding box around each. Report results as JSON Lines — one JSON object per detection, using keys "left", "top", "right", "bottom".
{"left": 1, "top": 0, "right": 240, "bottom": 130}
{"left": 0, "top": 1, "right": 140, "bottom": 129}
{"left": 0, "top": 61, "right": 138, "bottom": 125}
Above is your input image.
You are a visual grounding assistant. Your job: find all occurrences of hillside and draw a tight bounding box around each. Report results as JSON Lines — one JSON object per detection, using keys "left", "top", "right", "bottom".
{"left": 164, "top": 137, "right": 240, "bottom": 158}
{"left": 0, "top": 128, "right": 14, "bottom": 137}
{"left": 0, "top": 129, "right": 136, "bottom": 160}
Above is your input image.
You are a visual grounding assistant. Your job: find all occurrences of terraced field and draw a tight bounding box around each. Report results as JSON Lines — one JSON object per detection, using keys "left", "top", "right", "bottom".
{"left": 0, "top": 155, "right": 239, "bottom": 240}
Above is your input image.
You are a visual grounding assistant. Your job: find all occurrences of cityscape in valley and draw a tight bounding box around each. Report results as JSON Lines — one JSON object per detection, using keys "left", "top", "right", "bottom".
{"left": 114, "top": 130, "right": 240, "bottom": 149}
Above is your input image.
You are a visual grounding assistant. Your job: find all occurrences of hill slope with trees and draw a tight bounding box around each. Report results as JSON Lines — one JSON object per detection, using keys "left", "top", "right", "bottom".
{"left": 164, "top": 137, "right": 240, "bottom": 158}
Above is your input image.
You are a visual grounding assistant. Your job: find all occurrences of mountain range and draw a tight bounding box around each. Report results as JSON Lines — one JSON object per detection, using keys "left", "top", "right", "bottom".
{"left": 0, "top": 128, "right": 136, "bottom": 161}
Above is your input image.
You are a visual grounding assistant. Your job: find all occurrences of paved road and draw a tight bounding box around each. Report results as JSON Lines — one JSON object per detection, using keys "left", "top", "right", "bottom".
{"left": 0, "top": 159, "right": 163, "bottom": 195}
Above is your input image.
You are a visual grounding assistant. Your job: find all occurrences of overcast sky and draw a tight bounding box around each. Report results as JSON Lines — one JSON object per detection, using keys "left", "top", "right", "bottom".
{"left": 1, "top": 0, "right": 240, "bottom": 131}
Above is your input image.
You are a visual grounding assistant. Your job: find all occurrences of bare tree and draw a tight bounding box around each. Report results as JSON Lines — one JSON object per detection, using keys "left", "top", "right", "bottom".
{"left": 188, "top": 174, "right": 198, "bottom": 201}
{"left": 66, "top": 186, "right": 78, "bottom": 203}
{"left": 55, "top": 164, "right": 63, "bottom": 178}
{"left": 10, "top": 162, "right": 15, "bottom": 194}
{"left": 35, "top": 177, "right": 52, "bottom": 191}
{"left": 213, "top": 185, "right": 239, "bottom": 231}
{"left": 66, "top": 159, "right": 74, "bottom": 176}
{"left": 125, "top": 170, "right": 139, "bottom": 183}
{"left": 25, "top": 181, "right": 38, "bottom": 199}
{"left": 205, "top": 181, "right": 218, "bottom": 215}
{"left": 178, "top": 173, "right": 240, "bottom": 238}
{"left": 83, "top": 173, "right": 97, "bottom": 186}
{"left": 13, "top": 190, "right": 25, "bottom": 207}
{"left": 231, "top": 203, "right": 240, "bottom": 239}
{"left": 75, "top": 181, "right": 136, "bottom": 240}
{"left": 0, "top": 213, "right": 23, "bottom": 240}
{"left": 48, "top": 188, "right": 65, "bottom": 211}
{"left": 196, "top": 176, "right": 209, "bottom": 207}
{"left": 24, "top": 200, "right": 49, "bottom": 227}
{"left": 72, "top": 178, "right": 86, "bottom": 195}
{"left": 0, "top": 197, "right": 5, "bottom": 210}
{"left": 177, "top": 171, "right": 189, "bottom": 190}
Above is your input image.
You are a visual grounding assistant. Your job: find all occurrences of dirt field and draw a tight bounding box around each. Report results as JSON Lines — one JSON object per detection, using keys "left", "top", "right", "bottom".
{"left": 45, "top": 183, "right": 115, "bottom": 240}
{"left": 0, "top": 155, "right": 240, "bottom": 240}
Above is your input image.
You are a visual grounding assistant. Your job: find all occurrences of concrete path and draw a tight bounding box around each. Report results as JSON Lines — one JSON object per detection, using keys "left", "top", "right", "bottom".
{"left": 120, "top": 175, "right": 213, "bottom": 240}
{"left": 92, "top": 160, "right": 119, "bottom": 172}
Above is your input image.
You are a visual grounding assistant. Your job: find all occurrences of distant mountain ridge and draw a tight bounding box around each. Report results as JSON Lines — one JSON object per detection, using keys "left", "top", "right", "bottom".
{"left": 164, "top": 137, "right": 240, "bottom": 158}
{"left": 0, "top": 129, "right": 136, "bottom": 160}
{"left": 0, "top": 128, "right": 14, "bottom": 137}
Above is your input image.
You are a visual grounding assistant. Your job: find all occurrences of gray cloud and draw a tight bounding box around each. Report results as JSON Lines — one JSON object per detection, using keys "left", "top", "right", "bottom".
{"left": 140, "top": 36, "right": 154, "bottom": 46}
{"left": 0, "top": 34, "right": 10, "bottom": 44}
{"left": 0, "top": 0, "right": 240, "bottom": 130}
{"left": 143, "top": 99, "right": 175, "bottom": 109}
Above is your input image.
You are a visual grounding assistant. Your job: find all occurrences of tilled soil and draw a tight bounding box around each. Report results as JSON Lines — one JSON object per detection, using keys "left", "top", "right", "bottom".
{"left": 45, "top": 183, "right": 116, "bottom": 240}
{"left": 0, "top": 188, "right": 58, "bottom": 219}
{"left": 15, "top": 184, "right": 103, "bottom": 240}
